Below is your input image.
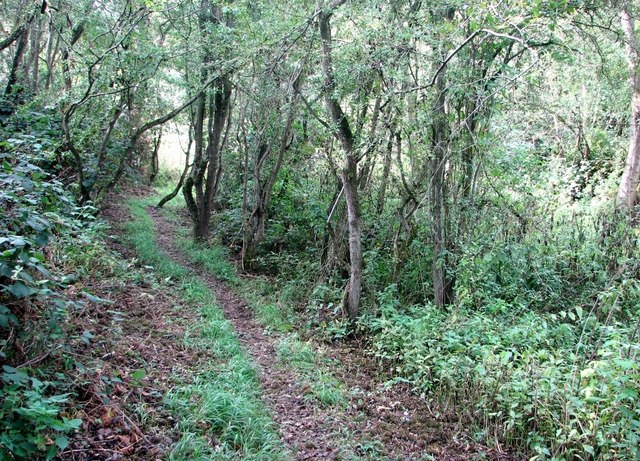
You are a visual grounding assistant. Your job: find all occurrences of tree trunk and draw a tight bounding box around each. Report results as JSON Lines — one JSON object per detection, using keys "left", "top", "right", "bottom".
{"left": 430, "top": 66, "right": 452, "bottom": 308}
{"left": 184, "top": 78, "right": 233, "bottom": 240}
{"left": 61, "top": 22, "right": 85, "bottom": 91}
{"left": 149, "top": 129, "right": 163, "bottom": 184}
{"left": 0, "top": 25, "right": 26, "bottom": 52}
{"left": 4, "top": 26, "right": 29, "bottom": 101}
{"left": 44, "top": 14, "right": 58, "bottom": 90}
{"left": 618, "top": 3, "right": 640, "bottom": 211}
{"left": 376, "top": 130, "right": 394, "bottom": 214}
{"left": 242, "top": 142, "right": 268, "bottom": 268}
{"left": 28, "top": 15, "right": 42, "bottom": 94}
{"left": 342, "top": 157, "right": 363, "bottom": 320}
{"left": 242, "top": 73, "right": 300, "bottom": 269}
{"left": 202, "top": 79, "right": 232, "bottom": 235}
{"left": 319, "top": 8, "right": 363, "bottom": 321}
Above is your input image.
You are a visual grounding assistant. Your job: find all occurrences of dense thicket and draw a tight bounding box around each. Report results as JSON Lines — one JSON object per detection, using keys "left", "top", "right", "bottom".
{"left": 2, "top": 0, "right": 640, "bottom": 459}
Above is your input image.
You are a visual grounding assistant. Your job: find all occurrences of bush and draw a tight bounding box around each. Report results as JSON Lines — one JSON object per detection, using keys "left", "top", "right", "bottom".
{"left": 0, "top": 117, "right": 103, "bottom": 459}
{"left": 366, "top": 285, "right": 640, "bottom": 459}
{"left": 0, "top": 367, "right": 81, "bottom": 460}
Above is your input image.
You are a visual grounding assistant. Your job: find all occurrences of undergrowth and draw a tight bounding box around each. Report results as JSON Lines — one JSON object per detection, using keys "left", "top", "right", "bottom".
{"left": 364, "top": 285, "right": 640, "bottom": 459}
{"left": 0, "top": 112, "right": 105, "bottom": 460}
{"left": 155, "top": 181, "right": 640, "bottom": 460}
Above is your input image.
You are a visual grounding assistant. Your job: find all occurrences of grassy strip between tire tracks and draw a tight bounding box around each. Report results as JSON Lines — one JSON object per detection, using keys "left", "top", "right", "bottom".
{"left": 124, "top": 196, "right": 288, "bottom": 461}
{"left": 157, "top": 191, "right": 348, "bottom": 411}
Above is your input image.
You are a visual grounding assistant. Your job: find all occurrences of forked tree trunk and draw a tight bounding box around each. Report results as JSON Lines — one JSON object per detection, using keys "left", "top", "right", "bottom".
{"left": 618, "top": 3, "right": 640, "bottom": 211}
{"left": 183, "top": 78, "right": 233, "bottom": 240}
{"left": 242, "top": 73, "right": 300, "bottom": 269}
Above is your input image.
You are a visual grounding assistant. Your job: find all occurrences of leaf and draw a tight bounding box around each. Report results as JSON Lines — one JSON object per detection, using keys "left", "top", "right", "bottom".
{"left": 618, "top": 387, "right": 638, "bottom": 401}
{"left": 580, "top": 368, "right": 595, "bottom": 379}
{"left": 0, "top": 304, "right": 18, "bottom": 329}
{"left": 34, "top": 231, "right": 49, "bottom": 247}
{"left": 55, "top": 435, "right": 69, "bottom": 450}
{"left": 81, "top": 330, "right": 94, "bottom": 345}
{"left": 2, "top": 365, "right": 29, "bottom": 384}
{"left": 0, "top": 261, "right": 14, "bottom": 277}
{"left": 131, "top": 368, "right": 146, "bottom": 382}
{"left": 10, "top": 237, "right": 28, "bottom": 247}
{"left": 5, "top": 282, "right": 37, "bottom": 298}
{"left": 82, "top": 292, "right": 113, "bottom": 304}
{"left": 65, "top": 418, "right": 83, "bottom": 429}
{"left": 26, "top": 217, "right": 46, "bottom": 232}
{"left": 46, "top": 444, "right": 58, "bottom": 461}
{"left": 614, "top": 358, "right": 635, "bottom": 370}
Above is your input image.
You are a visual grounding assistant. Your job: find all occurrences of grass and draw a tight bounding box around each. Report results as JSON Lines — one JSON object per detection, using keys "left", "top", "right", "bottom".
{"left": 275, "top": 335, "right": 316, "bottom": 370}
{"left": 152, "top": 187, "right": 347, "bottom": 410}
{"left": 124, "top": 196, "right": 288, "bottom": 461}
{"left": 274, "top": 335, "right": 345, "bottom": 407}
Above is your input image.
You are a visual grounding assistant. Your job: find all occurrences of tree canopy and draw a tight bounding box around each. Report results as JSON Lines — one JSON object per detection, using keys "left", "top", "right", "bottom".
{"left": 2, "top": 0, "right": 640, "bottom": 459}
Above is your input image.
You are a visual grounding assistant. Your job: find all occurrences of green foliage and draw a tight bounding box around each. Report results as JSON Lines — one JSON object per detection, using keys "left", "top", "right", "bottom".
{"left": 304, "top": 371, "right": 344, "bottom": 408}
{"left": 4, "top": 0, "right": 639, "bottom": 458}
{"left": 0, "top": 114, "right": 109, "bottom": 459}
{"left": 0, "top": 120, "right": 103, "bottom": 331}
{"left": 367, "top": 286, "right": 640, "bottom": 459}
{"left": 0, "top": 367, "right": 81, "bottom": 461}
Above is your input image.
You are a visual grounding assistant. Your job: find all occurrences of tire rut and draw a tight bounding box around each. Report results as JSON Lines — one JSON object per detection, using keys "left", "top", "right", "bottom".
{"left": 147, "top": 207, "right": 344, "bottom": 460}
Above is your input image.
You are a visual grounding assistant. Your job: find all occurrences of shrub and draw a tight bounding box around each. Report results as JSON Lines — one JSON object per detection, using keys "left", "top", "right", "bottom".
{"left": 367, "top": 285, "right": 640, "bottom": 459}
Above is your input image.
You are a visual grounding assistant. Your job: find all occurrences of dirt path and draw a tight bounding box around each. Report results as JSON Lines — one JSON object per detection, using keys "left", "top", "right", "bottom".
{"left": 60, "top": 202, "right": 212, "bottom": 460}
{"left": 146, "top": 206, "right": 509, "bottom": 461}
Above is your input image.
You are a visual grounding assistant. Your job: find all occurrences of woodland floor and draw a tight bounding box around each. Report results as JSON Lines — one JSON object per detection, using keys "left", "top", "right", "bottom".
{"left": 60, "top": 193, "right": 514, "bottom": 461}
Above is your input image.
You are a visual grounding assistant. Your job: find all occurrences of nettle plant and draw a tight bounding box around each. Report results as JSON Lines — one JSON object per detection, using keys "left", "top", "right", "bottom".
{"left": 0, "top": 130, "right": 75, "bottom": 335}
{"left": 0, "top": 366, "right": 82, "bottom": 460}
